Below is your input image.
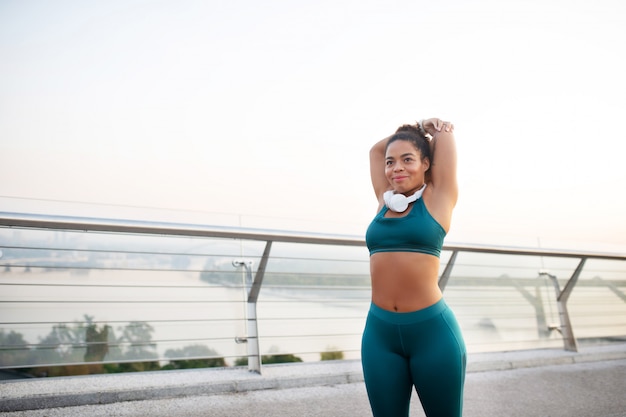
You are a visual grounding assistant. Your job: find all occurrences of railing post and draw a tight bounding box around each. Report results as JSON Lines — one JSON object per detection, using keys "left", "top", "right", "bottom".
{"left": 438, "top": 250, "right": 458, "bottom": 292}
{"left": 540, "top": 258, "right": 586, "bottom": 352}
{"left": 512, "top": 277, "right": 551, "bottom": 339}
{"left": 233, "top": 240, "right": 272, "bottom": 374}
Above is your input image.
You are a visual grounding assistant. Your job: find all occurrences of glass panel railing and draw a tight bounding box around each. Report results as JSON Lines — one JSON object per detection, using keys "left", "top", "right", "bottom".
{"left": 1, "top": 212, "right": 624, "bottom": 377}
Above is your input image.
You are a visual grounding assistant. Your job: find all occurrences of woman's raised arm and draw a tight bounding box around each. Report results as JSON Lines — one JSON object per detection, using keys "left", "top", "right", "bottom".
{"left": 422, "top": 118, "right": 458, "bottom": 221}
{"left": 369, "top": 135, "right": 392, "bottom": 206}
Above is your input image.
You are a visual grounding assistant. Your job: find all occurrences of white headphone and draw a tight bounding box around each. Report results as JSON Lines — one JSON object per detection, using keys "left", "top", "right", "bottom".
{"left": 383, "top": 184, "right": 427, "bottom": 212}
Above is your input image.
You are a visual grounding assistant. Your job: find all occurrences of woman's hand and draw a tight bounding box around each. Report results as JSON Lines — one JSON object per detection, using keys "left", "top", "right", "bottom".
{"left": 421, "top": 118, "right": 454, "bottom": 136}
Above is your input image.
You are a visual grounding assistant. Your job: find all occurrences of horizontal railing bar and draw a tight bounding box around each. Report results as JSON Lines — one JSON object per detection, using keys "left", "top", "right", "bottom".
{"left": 0, "top": 245, "right": 370, "bottom": 264}
{"left": 251, "top": 299, "right": 367, "bottom": 303}
{"left": 1, "top": 295, "right": 622, "bottom": 304}
{"left": 443, "top": 242, "right": 626, "bottom": 260}
{"left": 0, "top": 245, "right": 252, "bottom": 259}
{"left": 0, "top": 317, "right": 359, "bottom": 326}
{"left": 3, "top": 280, "right": 620, "bottom": 290}
{"left": 245, "top": 316, "right": 366, "bottom": 321}
{"left": 0, "top": 270, "right": 370, "bottom": 281}
{"left": 0, "top": 300, "right": 240, "bottom": 304}
{"left": 2, "top": 211, "right": 626, "bottom": 260}
{"left": 0, "top": 318, "right": 243, "bottom": 325}
{"left": 468, "top": 338, "right": 561, "bottom": 344}
{"left": 0, "top": 264, "right": 246, "bottom": 274}
{"left": 0, "top": 345, "right": 367, "bottom": 370}
{"left": 0, "top": 247, "right": 247, "bottom": 259}
{"left": 0, "top": 283, "right": 248, "bottom": 289}
{"left": 0, "top": 212, "right": 365, "bottom": 247}
{"left": 0, "top": 353, "right": 251, "bottom": 370}
{"left": 255, "top": 333, "right": 363, "bottom": 339}
{"left": 0, "top": 336, "right": 242, "bottom": 351}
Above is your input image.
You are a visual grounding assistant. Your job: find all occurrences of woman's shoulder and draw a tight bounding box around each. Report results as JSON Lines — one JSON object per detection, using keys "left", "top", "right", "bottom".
{"left": 422, "top": 183, "right": 455, "bottom": 232}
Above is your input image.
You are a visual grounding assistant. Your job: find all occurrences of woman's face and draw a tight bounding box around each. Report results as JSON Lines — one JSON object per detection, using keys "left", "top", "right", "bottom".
{"left": 385, "top": 140, "right": 429, "bottom": 195}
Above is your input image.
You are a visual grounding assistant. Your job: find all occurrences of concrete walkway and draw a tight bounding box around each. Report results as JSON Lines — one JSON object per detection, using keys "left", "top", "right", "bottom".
{"left": 1, "top": 343, "right": 625, "bottom": 416}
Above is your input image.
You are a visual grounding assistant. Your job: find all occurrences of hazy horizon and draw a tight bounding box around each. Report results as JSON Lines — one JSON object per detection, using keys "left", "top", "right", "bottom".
{"left": 2, "top": 0, "right": 625, "bottom": 253}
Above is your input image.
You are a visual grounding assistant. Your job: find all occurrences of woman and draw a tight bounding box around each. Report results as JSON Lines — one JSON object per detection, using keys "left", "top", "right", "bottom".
{"left": 363, "top": 118, "right": 465, "bottom": 417}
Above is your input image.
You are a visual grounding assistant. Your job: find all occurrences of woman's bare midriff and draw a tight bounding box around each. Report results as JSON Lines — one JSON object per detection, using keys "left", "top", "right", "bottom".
{"left": 370, "top": 251, "right": 443, "bottom": 312}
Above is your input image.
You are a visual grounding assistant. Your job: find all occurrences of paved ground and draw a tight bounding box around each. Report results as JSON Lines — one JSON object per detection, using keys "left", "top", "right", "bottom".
{"left": 1, "top": 344, "right": 625, "bottom": 417}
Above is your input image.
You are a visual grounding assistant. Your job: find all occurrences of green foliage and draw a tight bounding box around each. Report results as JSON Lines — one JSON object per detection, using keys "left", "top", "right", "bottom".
{"left": 1, "top": 318, "right": 233, "bottom": 376}
{"left": 84, "top": 320, "right": 111, "bottom": 363}
{"left": 0, "top": 316, "right": 159, "bottom": 376}
{"left": 235, "top": 351, "right": 304, "bottom": 366}
{"left": 112, "top": 321, "right": 159, "bottom": 362}
{"left": 0, "top": 330, "right": 35, "bottom": 368}
{"left": 234, "top": 356, "right": 248, "bottom": 366}
{"left": 104, "top": 361, "right": 161, "bottom": 373}
{"left": 161, "top": 345, "right": 226, "bottom": 370}
{"left": 261, "top": 353, "right": 303, "bottom": 364}
{"left": 236, "top": 345, "right": 303, "bottom": 365}
{"left": 2, "top": 318, "right": 320, "bottom": 377}
{"left": 32, "top": 315, "right": 102, "bottom": 370}
{"left": 320, "top": 347, "right": 344, "bottom": 361}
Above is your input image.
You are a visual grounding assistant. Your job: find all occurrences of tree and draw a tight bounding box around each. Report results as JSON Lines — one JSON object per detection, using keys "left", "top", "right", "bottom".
{"left": 32, "top": 315, "right": 111, "bottom": 376}
{"left": 161, "top": 344, "right": 226, "bottom": 370}
{"left": 236, "top": 345, "right": 303, "bottom": 365}
{"left": 0, "top": 330, "right": 34, "bottom": 369}
{"left": 320, "top": 346, "right": 344, "bottom": 361}
{"left": 104, "top": 321, "right": 160, "bottom": 373}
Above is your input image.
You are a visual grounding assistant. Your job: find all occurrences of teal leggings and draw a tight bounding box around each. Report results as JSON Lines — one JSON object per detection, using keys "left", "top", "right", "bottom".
{"left": 361, "top": 299, "right": 466, "bottom": 417}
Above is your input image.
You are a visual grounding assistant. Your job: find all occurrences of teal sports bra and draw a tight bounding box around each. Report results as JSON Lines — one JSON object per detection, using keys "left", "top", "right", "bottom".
{"left": 365, "top": 198, "right": 446, "bottom": 257}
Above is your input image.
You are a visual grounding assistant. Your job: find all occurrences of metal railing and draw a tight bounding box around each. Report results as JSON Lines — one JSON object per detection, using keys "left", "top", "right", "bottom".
{"left": 1, "top": 211, "right": 625, "bottom": 375}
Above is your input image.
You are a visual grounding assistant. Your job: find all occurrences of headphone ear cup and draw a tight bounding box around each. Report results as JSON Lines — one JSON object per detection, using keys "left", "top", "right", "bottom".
{"left": 389, "top": 194, "right": 409, "bottom": 212}
{"left": 384, "top": 191, "right": 409, "bottom": 212}
{"left": 383, "top": 184, "right": 426, "bottom": 213}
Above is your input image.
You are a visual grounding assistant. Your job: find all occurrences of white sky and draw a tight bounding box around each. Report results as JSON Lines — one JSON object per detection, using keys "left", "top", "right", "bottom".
{"left": 1, "top": 0, "right": 625, "bottom": 252}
